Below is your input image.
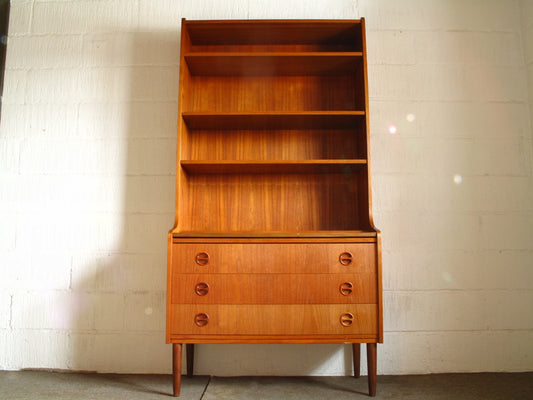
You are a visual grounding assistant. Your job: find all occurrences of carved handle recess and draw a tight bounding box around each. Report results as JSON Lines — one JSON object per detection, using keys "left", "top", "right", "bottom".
{"left": 195, "top": 252, "right": 210, "bottom": 266}
{"left": 194, "top": 313, "right": 209, "bottom": 327}
{"left": 195, "top": 282, "right": 210, "bottom": 296}
{"left": 340, "top": 313, "right": 354, "bottom": 327}
{"left": 339, "top": 252, "right": 353, "bottom": 266}
{"left": 339, "top": 282, "right": 354, "bottom": 296}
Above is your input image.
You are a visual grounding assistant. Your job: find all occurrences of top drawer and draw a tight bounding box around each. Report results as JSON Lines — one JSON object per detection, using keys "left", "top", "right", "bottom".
{"left": 171, "top": 242, "right": 376, "bottom": 274}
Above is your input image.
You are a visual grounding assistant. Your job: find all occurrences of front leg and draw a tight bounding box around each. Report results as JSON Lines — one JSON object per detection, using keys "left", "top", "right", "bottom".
{"left": 173, "top": 344, "right": 182, "bottom": 397}
{"left": 366, "top": 343, "right": 377, "bottom": 396}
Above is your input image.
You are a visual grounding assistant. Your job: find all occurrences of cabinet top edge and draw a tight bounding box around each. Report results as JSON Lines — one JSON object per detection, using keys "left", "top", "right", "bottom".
{"left": 183, "top": 19, "right": 363, "bottom": 25}
{"left": 171, "top": 231, "right": 378, "bottom": 238}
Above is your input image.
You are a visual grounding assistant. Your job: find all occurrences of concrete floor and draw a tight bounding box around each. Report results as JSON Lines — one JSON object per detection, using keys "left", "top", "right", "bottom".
{"left": 0, "top": 371, "right": 532, "bottom": 399}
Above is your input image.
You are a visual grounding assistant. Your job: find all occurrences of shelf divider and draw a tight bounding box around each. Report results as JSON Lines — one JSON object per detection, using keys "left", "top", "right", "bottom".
{"left": 180, "top": 159, "right": 367, "bottom": 174}
{"left": 182, "top": 111, "right": 365, "bottom": 130}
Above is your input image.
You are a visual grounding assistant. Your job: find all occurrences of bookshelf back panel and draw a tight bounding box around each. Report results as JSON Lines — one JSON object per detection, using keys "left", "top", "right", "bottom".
{"left": 185, "top": 75, "right": 363, "bottom": 112}
{"left": 178, "top": 173, "right": 366, "bottom": 232}
{"left": 182, "top": 128, "right": 366, "bottom": 160}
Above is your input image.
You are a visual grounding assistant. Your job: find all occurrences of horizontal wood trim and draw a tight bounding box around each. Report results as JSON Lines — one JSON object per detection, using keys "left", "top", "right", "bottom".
{"left": 180, "top": 160, "right": 366, "bottom": 174}
{"left": 172, "top": 232, "right": 378, "bottom": 239}
{"left": 182, "top": 111, "right": 365, "bottom": 130}
{"left": 168, "top": 335, "right": 378, "bottom": 344}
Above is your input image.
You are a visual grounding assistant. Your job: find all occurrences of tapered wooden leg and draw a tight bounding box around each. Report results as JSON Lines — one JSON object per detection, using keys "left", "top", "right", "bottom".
{"left": 352, "top": 343, "right": 361, "bottom": 378}
{"left": 366, "top": 343, "right": 377, "bottom": 396}
{"left": 172, "top": 344, "right": 182, "bottom": 397}
{"left": 186, "top": 344, "right": 194, "bottom": 378}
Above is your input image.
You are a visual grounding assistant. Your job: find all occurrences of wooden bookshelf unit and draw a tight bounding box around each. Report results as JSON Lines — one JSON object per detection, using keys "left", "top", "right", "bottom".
{"left": 166, "top": 18, "right": 382, "bottom": 397}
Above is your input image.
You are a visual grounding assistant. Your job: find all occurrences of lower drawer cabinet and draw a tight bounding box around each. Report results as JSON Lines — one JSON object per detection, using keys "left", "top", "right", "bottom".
{"left": 169, "top": 304, "right": 378, "bottom": 337}
{"left": 168, "top": 241, "right": 380, "bottom": 341}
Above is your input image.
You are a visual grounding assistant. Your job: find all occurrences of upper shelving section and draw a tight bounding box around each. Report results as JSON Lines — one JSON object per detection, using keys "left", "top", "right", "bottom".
{"left": 173, "top": 19, "right": 374, "bottom": 235}
{"left": 184, "top": 20, "right": 364, "bottom": 52}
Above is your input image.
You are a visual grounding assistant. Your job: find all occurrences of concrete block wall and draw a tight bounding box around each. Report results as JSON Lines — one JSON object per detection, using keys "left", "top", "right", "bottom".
{"left": 524, "top": 0, "right": 533, "bottom": 157}
{"left": 1, "top": 0, "right": 532, "bottom": 376}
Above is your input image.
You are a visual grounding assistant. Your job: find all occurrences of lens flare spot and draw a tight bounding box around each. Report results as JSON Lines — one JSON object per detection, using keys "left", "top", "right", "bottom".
{"left": 442, "top": 272, "right": 453, "bottom": 283}
{"left": 144, "top": 307, "right": 153, "bottom": 315}
{"left": 406, "top": 113, "right": 415, "bottom": 122}
{"left": 388, "top": 125, "right": 397, "bottom": 134}
{"left": 453, "top": 174, "right": 463, "bottom": 184}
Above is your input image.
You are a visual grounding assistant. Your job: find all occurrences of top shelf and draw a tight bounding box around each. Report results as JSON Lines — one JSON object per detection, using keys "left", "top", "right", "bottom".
{"left": 185, "top": 19, "right": 363, "bottom": 52}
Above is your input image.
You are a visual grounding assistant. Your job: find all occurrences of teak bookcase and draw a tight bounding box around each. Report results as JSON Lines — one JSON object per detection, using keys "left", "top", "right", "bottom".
{"left": 166, "top": 18, "right": 382, "bottom": 397}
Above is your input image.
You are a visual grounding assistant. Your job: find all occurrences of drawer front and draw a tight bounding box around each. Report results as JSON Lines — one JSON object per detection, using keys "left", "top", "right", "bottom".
{"left": 170, "top": 304, "right": 378, "bottom": 336}
{"left": 171, "top": 243, "right": 376, "bottom": 274}
{"left": 171, "top": 273, "right": 377, "bottom": 304}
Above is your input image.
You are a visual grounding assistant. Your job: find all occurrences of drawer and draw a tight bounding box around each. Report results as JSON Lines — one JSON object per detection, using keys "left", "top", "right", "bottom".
{"left": 169, "top": 304, "right": 378, "bottom": 336}
{"left": 171, "top": 273, "right": 377, "bottom": 304}
{"left": 171, "top": 242, "right": 376, "bottom": 274}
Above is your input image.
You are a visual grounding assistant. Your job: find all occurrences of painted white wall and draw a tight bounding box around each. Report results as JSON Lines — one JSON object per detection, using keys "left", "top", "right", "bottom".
{"left": 1, "top": 0, "right": 532, "bottom": 376}
{"left": 523, "top": 0, "right": 533, "bottom": 158}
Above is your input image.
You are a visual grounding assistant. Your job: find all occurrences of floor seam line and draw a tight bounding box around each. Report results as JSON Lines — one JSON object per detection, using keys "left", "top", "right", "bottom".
{"left": 199, "top": 375, "right": 211, "bottom": 400}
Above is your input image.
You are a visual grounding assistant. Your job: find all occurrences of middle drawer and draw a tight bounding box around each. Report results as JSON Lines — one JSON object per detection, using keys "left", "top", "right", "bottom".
{"left": 171, "top": 273, "right": 377, "bottom": 304}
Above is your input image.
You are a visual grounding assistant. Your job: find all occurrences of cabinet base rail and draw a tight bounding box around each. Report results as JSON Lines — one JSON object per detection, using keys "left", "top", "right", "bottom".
{"left": 171, "top": 343, "right": 377, "bottom": 397}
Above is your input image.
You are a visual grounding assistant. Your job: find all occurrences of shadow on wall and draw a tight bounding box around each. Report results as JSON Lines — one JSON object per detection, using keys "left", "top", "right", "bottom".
{"left": 68, "top": 29, "right": 359, "bottom": 379}
{"left": 66, "top": 30, "right": 179, "bottom": 374}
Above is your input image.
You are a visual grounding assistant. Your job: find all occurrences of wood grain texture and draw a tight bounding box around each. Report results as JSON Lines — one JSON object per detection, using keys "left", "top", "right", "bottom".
{"left": 185, "top": 75, "right": 364, "bottom": 112}
{"left": 169, "top": 304, "right": 378, "bottom": 336}
{"left": 171, "top": 273, "right": 377, "bottom": 304}
{"left": 177, "top": 173, "right": 365, "bottom": 232}
{"left": 171, "top": 242, "right": 377, "bottom": 274}
{"left": 184, "top": 53, "right": 363, "bottom": 76}
{"left": 183, "top": 127, "right": 366, "bottom": 160}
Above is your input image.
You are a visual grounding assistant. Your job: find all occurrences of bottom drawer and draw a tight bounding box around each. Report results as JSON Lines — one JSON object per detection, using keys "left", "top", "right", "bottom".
{"left": 169, "top": 304, "right": 377, "bottom": 336}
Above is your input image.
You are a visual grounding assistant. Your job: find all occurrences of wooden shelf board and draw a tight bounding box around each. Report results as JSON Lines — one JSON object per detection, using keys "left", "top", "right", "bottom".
{"left": 180, "top": 160, "right": 367, "bottom": 174}
{"left": 184, "top": 53, "right": 363, "bottom": 76}
{"left": 182, "top": 111, "right": 365, "bottom": 130}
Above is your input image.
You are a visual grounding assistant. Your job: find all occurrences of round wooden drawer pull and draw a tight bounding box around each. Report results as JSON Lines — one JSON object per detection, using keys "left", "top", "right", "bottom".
{"left": 195, "top": 282, "right": 210, "bottom": 296}
{"left": 339, "top": 282, "right": 354, "bottom": 296}
{"left": 339, "top": 252, "right": 353, "bottom": 266}
{"left": 195, "top": 252, "right": 210, "bottom": 266}
{"left": 194, "top": 313, "right": 209, "bottom": 327}
{"left": 340, "top": 313, "right": 354, "bottom": 327}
